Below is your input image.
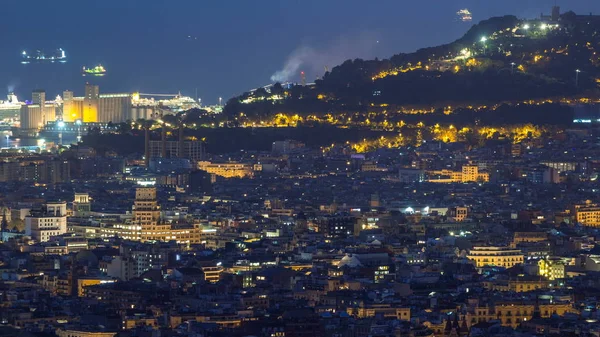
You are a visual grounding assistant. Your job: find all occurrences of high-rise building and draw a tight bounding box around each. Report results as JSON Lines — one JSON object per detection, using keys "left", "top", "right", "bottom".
{"left": 20, "top": 90, "right": 56, "bottom": 136}
{"left": 0, "top": 162, "right": 20, "bottom": 182}
{"left": 148, "top": 140, "right": 204, "bottom": 162}
{"left": 32, "top": 90, "right": 46, "bottom": 105}
{"left": 83, "top": 83, "right": 99, "bottom": 123}
{"left": 46, "top": 159, "right": 70, "bottom": 184}
{"left": 32, "top": 90, "right": 47, "bottom": 125}
{"left": 316, "top": 215, "right": 358, "bottom": 239}
{"left": 132, "top": 187, "right": 164, "bottom": 241}
{"left": 0, "top": 159, "right": 68, "bottom": 183}
{"left": 104, "top": 244, "right": 168, "bottom": 281}
{"left": 25, "top": 201, "right": 68, "bottom": 242}
{"left": 62, "top": 90, "right": 78, "bottom": 122}
{"left": 127, "top": 187, "right": 203, "bottom": 243}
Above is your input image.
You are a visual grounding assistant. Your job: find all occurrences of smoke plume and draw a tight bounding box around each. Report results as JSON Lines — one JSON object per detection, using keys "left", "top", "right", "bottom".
{"left": 270, "top": 32, "right": 380, "bottom": 83}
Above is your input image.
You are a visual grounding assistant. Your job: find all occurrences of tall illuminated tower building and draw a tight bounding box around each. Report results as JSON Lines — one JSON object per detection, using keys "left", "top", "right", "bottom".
{"left": 20, "top": 90, "right": 56, "bottom": 136}
{"left": 83, "top": 83, "right": 99, "bottom": 122}
{"left": 132, "top": 187, "right": 171, "bottom": 241}
{"left": 32, "top": 89, "right": 46, "bottom": 124}
{"left": 32, "top": 90, "right": 45, "bottom": 105}
{"left": 62, "top": 90, "right": 76, "bottom": 122}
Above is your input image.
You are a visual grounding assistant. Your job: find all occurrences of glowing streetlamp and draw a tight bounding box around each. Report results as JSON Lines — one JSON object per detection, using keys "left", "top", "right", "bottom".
{"left": 480, "top": 37, "right": 488, "bottom": 55}
{"left": 75, "top": 119, "right": 83, "bottom": 143}
{"left": 576, "top": 69, "right": 581, "bottom": 87}
{"left": 511, "top": 62, "right": 516, "bottom": 74}
{"left": 57, "top": 120, "right": 65, "bottom": 145}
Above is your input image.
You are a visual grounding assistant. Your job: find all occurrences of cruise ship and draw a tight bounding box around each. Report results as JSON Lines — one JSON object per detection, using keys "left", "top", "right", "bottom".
{"left": 0, "top": 93, "right": 23, "bottom": 121}
{"left": 82, "top": 65, "right": 106, "bottom": 76}
{"left": 132, "top": 93, "right": 201, "bottom": 113}
{"left": 21, "top": 48, "right": 67, "bottom": 64}
{"left": 457, "top": 9, "right": 473, "bottom": 22}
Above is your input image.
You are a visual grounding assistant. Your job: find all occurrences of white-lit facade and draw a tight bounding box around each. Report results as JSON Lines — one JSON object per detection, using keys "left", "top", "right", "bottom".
{"left": 25, "top": 202, "right": 68, "bottom": 243}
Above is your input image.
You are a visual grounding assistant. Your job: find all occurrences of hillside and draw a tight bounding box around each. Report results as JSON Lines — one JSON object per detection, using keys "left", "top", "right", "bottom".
{"left": 224, "top": 12, "right": 600, "bottom": 127}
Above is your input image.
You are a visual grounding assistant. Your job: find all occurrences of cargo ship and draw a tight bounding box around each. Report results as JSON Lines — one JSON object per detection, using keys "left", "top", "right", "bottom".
{"left": 21, "top": 48, "right": 67, "bottom": 64}
{"left": 82, "top": 65, "right": 106, "bottom": 76}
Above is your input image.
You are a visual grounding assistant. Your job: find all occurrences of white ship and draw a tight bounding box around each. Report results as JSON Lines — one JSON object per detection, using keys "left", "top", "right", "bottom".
{"left": 132, "top": 93, "right": 201, "bottom": 113}
{"left": 0, "top": 93, "right": 23, "bottom": 120}
{"left": 457, "top": 9, "right": 473, "bottom": 22}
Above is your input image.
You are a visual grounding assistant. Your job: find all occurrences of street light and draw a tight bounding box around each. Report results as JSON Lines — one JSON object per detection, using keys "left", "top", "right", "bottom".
{"left": 511, "top": 62, "right": 516, "bottom": 75}
{"left": 480, "top": 37, "right": 488, "bottom": 55}
{"left": 523, "top": 24, "right": 530, "bottom": 30}
{"left": 576, "top": 69, "right": 582, "bottom": 87}
{"left": 75, "top": 119, "right": 82, "bottom": 143}
{"left": 4, "top": 135, "right": 8, "bottom": 148}
{"left": 57, "top": 120, "right": 65, "bottom": 145}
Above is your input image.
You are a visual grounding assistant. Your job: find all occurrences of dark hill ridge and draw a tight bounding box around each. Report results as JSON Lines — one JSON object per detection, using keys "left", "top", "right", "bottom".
{"left": 224, "top": 12, "right": 600, "bottom": 126}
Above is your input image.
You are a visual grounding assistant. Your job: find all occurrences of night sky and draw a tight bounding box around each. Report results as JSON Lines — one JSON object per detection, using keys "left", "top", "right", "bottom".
{"left": 1, "top": 0, "right": 600, "bottom": 104}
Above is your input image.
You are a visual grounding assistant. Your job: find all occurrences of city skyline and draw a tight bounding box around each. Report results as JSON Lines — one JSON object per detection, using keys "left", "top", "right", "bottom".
{"left": 2, "top": 0, "right": 600, "bottom": 103}
{"left": 5, "top": 2, "right": 600, "bottom": 336}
